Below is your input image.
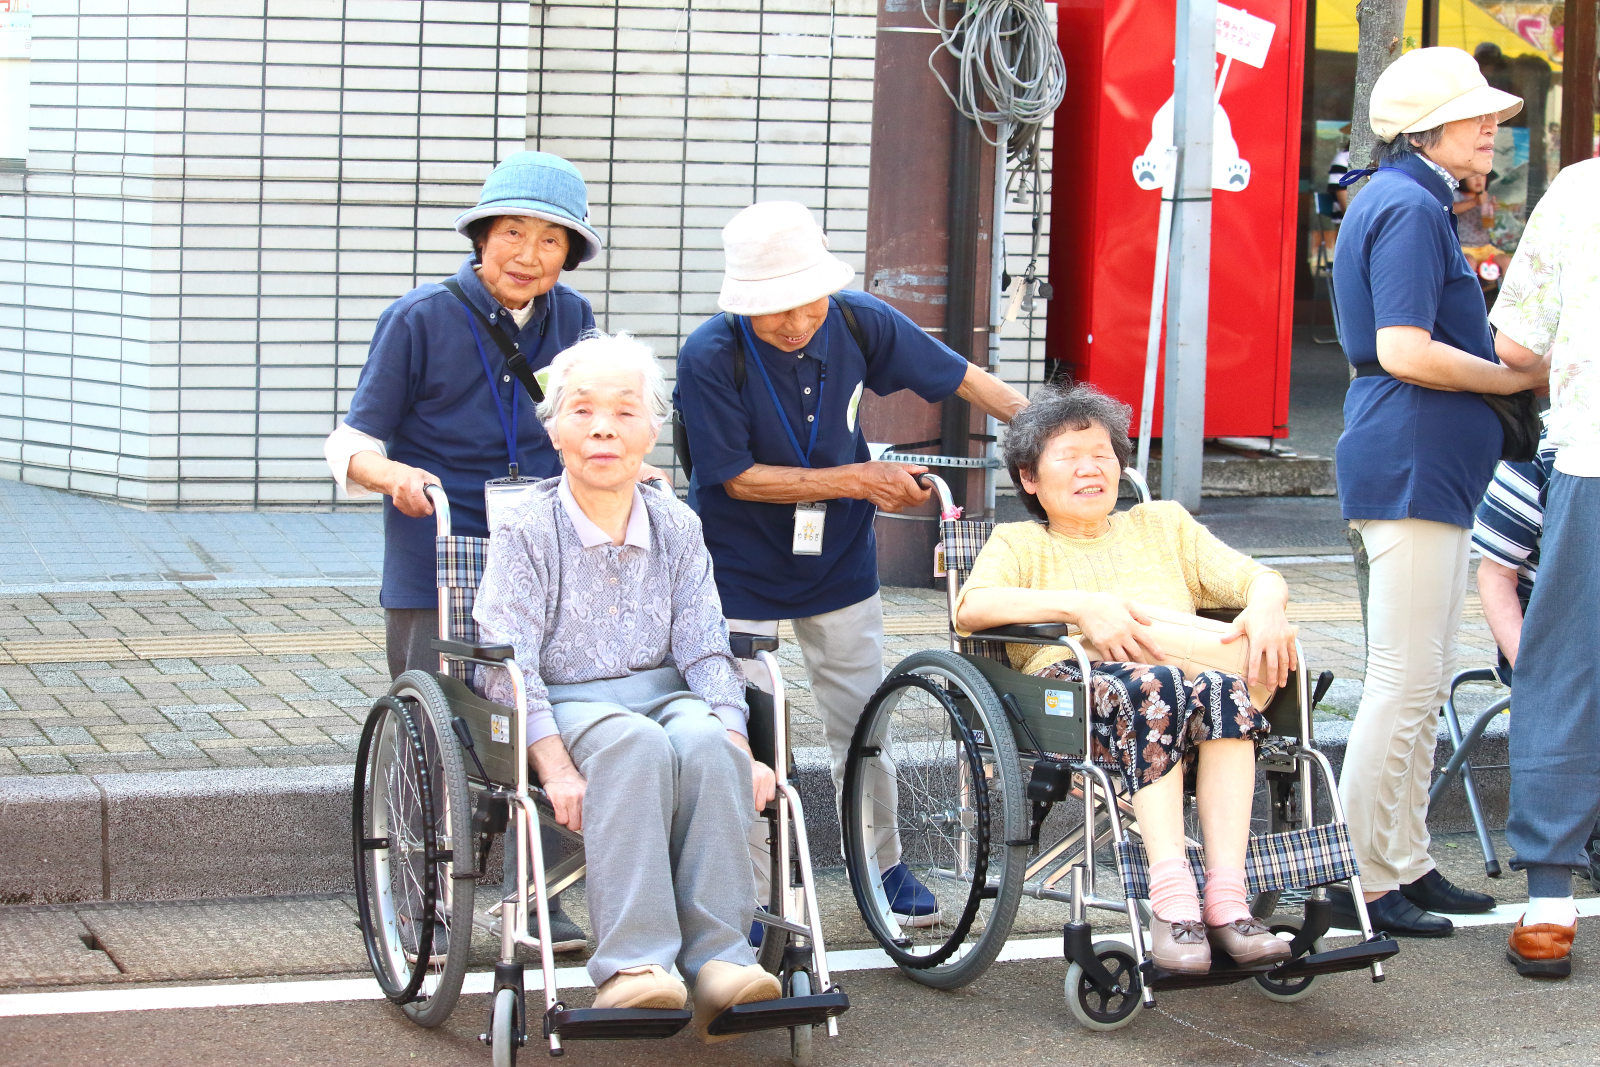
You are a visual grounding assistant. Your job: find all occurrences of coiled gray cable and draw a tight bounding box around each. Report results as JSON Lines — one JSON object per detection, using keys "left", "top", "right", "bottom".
{"left": 922, "top": 0, "right": 1066, "bottom": 161}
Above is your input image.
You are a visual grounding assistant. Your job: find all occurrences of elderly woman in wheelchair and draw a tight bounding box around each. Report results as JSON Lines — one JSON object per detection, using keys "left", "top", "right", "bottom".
{"left": 472, "top": 332, "right": 783, "bottom": 1036}
{"left": 953, "top": 382, "right": 1297, "bottom": 974}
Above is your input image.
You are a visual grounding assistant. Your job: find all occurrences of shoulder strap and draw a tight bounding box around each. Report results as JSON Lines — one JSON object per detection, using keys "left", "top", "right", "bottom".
{"left": 441, "top": 279, "right": 544, "bottom": 404}
{"left": 833, "top": 295, "right": 871, "bottom": 364}
{"left": 723, "top": 311, "right": 746, "bottom": 391}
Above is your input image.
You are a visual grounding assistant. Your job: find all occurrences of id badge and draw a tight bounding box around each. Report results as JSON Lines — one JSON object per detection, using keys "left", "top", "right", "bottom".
{"left": 485, "top": 477, "right": 539, "bottom": 531}
{"left": 792, "top": 502, "right": 826, "bottom": 556}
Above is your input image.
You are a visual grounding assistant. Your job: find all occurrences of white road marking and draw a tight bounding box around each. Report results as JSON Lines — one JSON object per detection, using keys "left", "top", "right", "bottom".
{"left": 4, "top": 899, "right": 1596, "bottom": 1019}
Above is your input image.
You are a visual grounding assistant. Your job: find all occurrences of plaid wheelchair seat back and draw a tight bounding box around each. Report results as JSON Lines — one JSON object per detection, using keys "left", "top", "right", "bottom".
{"left": 940, "top": 518, "right": 1005, "bottom": 662}
{"left": 436, "top": 535, "right": 489, "bottom": 682}
{"left": 1115, "top": 822, "right": 1360, "bottom": 899}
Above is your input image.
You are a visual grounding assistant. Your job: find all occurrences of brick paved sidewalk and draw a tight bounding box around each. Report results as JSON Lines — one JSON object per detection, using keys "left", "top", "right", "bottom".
{"left": 0, "top": 563, "right": 1503, "bottom": 778}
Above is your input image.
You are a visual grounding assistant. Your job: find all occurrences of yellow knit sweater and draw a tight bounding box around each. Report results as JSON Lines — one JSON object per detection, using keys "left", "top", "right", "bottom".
{"left": 953, "top": 500, "right": 1273, "bottom": 676}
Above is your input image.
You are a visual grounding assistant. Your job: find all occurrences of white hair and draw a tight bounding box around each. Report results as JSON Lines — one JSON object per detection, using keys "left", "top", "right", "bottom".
{"left": 536, "top": 330, "right": 671, "bottom": 433}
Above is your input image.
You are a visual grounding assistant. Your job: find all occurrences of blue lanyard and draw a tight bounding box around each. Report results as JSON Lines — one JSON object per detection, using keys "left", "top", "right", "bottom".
{"left": 459, "top": 305, "right": 549, "bottom": 479}
{"left": 739, "top": 315, "right": 827, "bottom": 468}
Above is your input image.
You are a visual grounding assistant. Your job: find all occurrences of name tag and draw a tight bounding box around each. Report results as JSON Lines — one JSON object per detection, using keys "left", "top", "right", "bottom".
{"left": 793, "top": 502, "right": 826, "bottom": 556}
{"left": 485, "top": 477, "right": 539, "bottom": 531}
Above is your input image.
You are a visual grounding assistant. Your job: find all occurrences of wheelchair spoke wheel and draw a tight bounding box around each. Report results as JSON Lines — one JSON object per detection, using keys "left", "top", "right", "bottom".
{"left": 1064, "top": 940, "right": 1143, "bottom": 1031}
{"left": 842, "top": 650, "right": 1025, "bottom": 990}
{"left": 353, "top": 672, "right": 474, "bottom": 1027}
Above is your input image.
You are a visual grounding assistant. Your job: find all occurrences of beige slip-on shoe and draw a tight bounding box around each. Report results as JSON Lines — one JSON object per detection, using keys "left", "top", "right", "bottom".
{"left": 592, "top": 965, "right": 688, "bottom": 1010}
{"left": 1206, "top": 917, "right": 1293, "bottom": 967}
{"left": 692, "top": 960, "right": 783, "bottom": 1043}
{"left": 1149, "top": 918, "right": 1212, "bottom": 974}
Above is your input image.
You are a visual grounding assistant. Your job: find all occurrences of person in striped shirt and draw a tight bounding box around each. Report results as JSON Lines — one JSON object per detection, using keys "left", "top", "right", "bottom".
{"left": 1471, "top": 427, "right": 1556, "bottom": 681}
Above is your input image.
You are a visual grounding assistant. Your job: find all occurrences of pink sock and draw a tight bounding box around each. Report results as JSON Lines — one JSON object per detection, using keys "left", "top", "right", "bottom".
{"left": 1148, "top": 858, "right": 1201, "bottom": 923}
{"left": 1202, "top": 866, "right": 1251, "bottom": 926}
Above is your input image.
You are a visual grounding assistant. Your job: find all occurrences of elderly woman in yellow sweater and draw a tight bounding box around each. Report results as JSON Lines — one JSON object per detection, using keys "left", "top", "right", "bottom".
{"left": 955, "top": 382, "right": 1298, "bottom": 975}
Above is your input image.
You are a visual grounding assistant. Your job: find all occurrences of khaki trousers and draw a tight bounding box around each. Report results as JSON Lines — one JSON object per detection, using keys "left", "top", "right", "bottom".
{"left": 729, "top": 593, "right": 892, "bottom": 900}
{"left": 1339, "top": 518, "right": 1471, "bottom": 893}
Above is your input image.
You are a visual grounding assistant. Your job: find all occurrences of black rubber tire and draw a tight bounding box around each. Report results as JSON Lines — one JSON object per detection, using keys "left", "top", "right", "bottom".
{"left": 352, "top": 673, "right": 474, "bottom": 1028}
{"left": 1064, "top": 940, "right": 1144, "bottom": 1031}
{"left": 842, "top": 649, "right": 1026, "bottom": 990}
{"left": 492, "top": 987, "right": 519, "bottom": 1067}
{"left": 788, "top": 969, "right": 813, "bottom": 1066}
{"left": 1252, "top": 913, "right": 1325, "bottom": 1003}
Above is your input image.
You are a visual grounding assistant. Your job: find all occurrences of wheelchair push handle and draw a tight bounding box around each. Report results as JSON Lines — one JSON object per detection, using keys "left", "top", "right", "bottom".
{"left": 424, "top": 484, "right": 452, "bottom": 538}
{"left": 914, "top": 472, "right": 960, "bottom": 519}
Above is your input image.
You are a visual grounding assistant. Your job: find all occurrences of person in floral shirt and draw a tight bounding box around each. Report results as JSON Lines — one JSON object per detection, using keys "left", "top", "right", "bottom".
{"left": 1490, "top": 156, "right": 1600, "bottom": 979}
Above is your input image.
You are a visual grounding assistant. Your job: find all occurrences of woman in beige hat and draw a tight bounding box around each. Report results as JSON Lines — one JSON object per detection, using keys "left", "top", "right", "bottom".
{"left": 1329, "top": 47, "right": 1547, "bottom": 937}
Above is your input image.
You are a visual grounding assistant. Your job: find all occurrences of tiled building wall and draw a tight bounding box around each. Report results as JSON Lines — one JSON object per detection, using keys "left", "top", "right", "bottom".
{"left": 528, "top": 0, "right": 1055, "bottom": 489}
{"left": 0, "top": 0, "right": 1055, "bottom": 507}
{"left": 0, "top": 0, "right": 528, "bottom": 507}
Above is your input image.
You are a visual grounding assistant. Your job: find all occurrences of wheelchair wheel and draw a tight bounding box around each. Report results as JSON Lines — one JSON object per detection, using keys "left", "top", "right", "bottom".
{"left": 1252, "top": 913, "right": 1324, "bottom": 1003}
{"left": 1064, "top": 940, "right": 1144, "bottom": 1031}
{"left": 491, "top": 986, "right": 520, "bottom": 1067}
{"left": 842, "top": 650, "right": 1026, "bottom": 990}
{"left": 353, "top": 672, "right": 473, "bottom": 1027}
{"left": 788, "top": 968, "right": 813, "bottom": 1067}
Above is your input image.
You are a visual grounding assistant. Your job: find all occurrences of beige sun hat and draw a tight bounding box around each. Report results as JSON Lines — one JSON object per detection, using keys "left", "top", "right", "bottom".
{"left": 718, "top": 202, "right": 856, "bottom": 317}
{"left": 1369, "top": 46, "right": 1522, "bottom": 143}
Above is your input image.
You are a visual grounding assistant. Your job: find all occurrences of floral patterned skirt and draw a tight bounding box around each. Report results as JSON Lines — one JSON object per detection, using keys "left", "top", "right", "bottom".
{"left": 1031, "top": 659, "right": 1271, "bottom": 795}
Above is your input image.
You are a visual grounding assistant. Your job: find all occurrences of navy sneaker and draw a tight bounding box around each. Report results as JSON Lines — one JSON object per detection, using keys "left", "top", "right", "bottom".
{"left": 881, "top": 863, "right": 942, "bottom": 927}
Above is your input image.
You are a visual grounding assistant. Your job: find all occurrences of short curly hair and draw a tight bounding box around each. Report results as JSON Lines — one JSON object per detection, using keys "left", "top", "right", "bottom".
{"left": 1001, "top": 382, "right": 1133, "bottom": 521}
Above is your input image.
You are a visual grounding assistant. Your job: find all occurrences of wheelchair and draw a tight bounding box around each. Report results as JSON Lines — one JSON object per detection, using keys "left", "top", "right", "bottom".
{"left": 351, "top": 484, "right": 848, "bottom": 1064}
{"left": 840, "top": 472, "right": 1399, "bottom": 1030}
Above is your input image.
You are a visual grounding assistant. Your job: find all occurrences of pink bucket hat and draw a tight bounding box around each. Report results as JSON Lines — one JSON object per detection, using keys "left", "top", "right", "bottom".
{"left": 717, "top": 202, "right": 856, "bottom": 317}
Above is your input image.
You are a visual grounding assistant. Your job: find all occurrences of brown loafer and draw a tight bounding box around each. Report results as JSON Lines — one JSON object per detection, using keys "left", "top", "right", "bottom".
{"left": 1149, "top": 918, "right": 1211, "bottom": 973}
{"left": 1207, "top": 917, "right": 1293, "bottom": 967}
{"left": 1507, "top": 918, "right": 1575, "bottom": 978}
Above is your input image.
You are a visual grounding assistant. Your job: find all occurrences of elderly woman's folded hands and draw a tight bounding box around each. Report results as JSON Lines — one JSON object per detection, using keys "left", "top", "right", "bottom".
{"left": 1220, "top": 571, "right": 1298, "bottom": 690}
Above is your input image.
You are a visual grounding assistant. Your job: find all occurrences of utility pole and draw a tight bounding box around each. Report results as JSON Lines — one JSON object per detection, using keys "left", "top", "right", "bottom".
{"left": 1161, "top": 0, "right": 1216, "bottom": 510}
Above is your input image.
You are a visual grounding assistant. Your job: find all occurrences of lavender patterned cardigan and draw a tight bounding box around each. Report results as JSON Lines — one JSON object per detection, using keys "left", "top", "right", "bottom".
{"left": 473, "top": 476, "right": 748, "bottom": 745}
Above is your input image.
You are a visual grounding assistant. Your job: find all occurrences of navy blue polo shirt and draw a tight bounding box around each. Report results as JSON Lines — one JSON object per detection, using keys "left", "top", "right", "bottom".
{"left": 1332, "top": 153, "right": 1503, "bottom": 528}
{"left": 345, "top": 257, "right": 595, "bottom": 608}
{"left": 674, "top": 290, "right": 969, "bottom": 620}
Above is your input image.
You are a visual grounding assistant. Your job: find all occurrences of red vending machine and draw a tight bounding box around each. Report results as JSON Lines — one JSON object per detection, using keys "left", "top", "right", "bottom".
{"left": 1049, "top": 0, "right": 1306, "bottom": 439}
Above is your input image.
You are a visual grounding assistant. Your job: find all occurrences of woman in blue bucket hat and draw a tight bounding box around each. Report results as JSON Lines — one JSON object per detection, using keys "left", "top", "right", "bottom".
{"left": 324, "top": 151, "right": 632, "bottom": 953}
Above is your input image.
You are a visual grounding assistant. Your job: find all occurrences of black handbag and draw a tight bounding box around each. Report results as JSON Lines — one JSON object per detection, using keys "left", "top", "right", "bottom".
{"left": 1480, "top": 389, "right": 1540, "bottom": 462}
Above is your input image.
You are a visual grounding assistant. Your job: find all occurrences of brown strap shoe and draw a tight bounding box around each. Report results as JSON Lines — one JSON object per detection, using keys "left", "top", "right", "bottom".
{"left": 1507, "top": 918, "right": 1576, "bottom": 978}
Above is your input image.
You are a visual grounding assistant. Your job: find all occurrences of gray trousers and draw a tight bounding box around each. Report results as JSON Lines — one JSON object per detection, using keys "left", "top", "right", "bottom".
{"left": 732, "top": 592, "right": 898, "bottom": 898}
{"left": 385, "top": 608, "right": 440, "bottom": 679}
{"left": 1508, "top": 472, "right": 1600, "bottom": 897}
{"left": 547, "top": 669, "right": 758, "bottom": 986}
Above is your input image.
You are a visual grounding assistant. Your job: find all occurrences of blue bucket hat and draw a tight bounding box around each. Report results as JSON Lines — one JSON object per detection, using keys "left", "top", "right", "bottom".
{"left": 455, "top": 152, "right": 602, "bottom": 263}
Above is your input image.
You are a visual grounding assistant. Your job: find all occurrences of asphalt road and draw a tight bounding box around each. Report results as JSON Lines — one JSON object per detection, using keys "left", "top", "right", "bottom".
{"left": 1, "top": 921, "right": 1594, "bottom": 1067}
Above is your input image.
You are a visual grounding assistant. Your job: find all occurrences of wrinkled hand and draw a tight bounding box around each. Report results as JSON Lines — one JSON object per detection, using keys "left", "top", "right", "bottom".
{"left": 727, "top": 729, "right": 778, "bottom": 811}
{"left": 1222, "top": 602, "right": 1298, "bottom": 689}
{"left": 853, "top": 462, "right": 931, "bottom": 512}
{"left": 386, "top": 463, "right": 442, "bottom": 518}
{"left": 541, "top": 769, "right": 587, "bottom": 832}
{"left": 1074, "top": 593, "right": 1164, "bottom": 664}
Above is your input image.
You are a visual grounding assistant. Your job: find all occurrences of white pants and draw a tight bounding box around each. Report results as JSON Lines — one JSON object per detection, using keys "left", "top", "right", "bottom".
{"left": 1339, "top": 518, "right": 1471, "bottom": 893}
{"left": 730, "top": 592, "right": 895, "bottom": 900}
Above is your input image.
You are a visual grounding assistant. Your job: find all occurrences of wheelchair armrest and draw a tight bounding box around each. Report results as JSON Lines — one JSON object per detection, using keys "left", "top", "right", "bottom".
{"left": 431, "top": 638, "right": 515, "bottom": 664}
{"left": 1196, "top": 608, "right": 1241, "bottom": 623}
{"left": 968, "top": 623, "right": 1069, "bottom": 642}
{"left": 729, "top": 632, "right": 780, "bottom": 658}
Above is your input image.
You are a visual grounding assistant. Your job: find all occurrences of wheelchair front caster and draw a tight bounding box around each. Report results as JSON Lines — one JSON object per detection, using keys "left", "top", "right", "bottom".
{"left": 788, "top": 969, "right": 814, "bottom": 1066}
{"left": 1064, "top": 941, "right": 1144, "bottom": 1031}
{"left": 1252, "top": 913, "right": 1325, "bottom": 1004}
{"left": 491, "top": 986, "right": 521, "bottom": 1067}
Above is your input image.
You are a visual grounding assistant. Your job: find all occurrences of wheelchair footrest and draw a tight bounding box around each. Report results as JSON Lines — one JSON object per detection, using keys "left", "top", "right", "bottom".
{"left": 1268, "top": 937, "right": 1400, "bottom": 980}
{"left": 546, "top": 1007, "right": 692, "bottom": 1041}
{"left": 705, "top": 991, "right": 851, "bottom": 1036}
{"left": 1144, "top": 959, "right": 1281, "bottom": 991}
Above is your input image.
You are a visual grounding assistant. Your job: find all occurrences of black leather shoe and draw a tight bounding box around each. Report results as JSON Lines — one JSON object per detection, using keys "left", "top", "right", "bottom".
{"left": 1401, "top": 869, "right": 1496, "bottom": 914}
{"left": 1329, "top": 886, "right": 1454, "bottom": 938}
